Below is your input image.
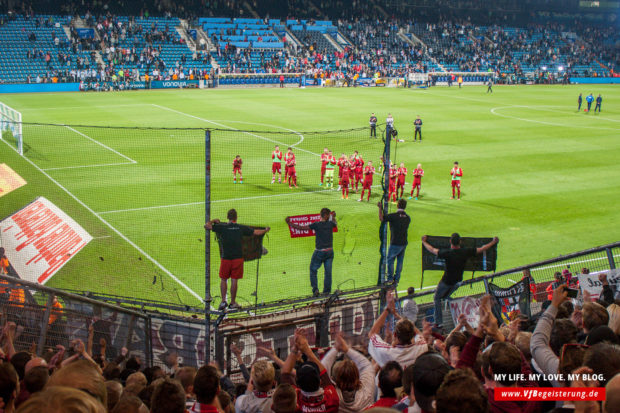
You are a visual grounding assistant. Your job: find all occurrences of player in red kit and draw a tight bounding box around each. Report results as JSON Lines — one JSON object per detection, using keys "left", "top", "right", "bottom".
{"left": 450, "top": 161, "right": 463, "bottom": 200}
{"left": 286, "top": 152, "right": 298, "bottom": 188}
{"left": 410, "top": 163, "right": 424, "bottom": 200}
{"left": 233, "top": 155, "right": 243, "bottom": 184}
{"left": 388, "top": 164, "right": 398, "bottom": 203}
{"left": 352, "top": 151, "right": 364, "bottom": 192}
{"left": 319, "top": 147, "right": 329, "bottom": 186}
{"left": 359, "top": 161, "right": 375, "bottom": 202}
{"left": 397, "top": 162, "right": 407, "bottom": 198}
{"left": 271, "top": 145, "right": 283, "bottom": 184}
{"left": 284, "top": 147, "right": 295, "bottom": 184}
{"left": 340, "top": 160, "right": 352, "bottom": 199}
{"left": 337, "top": 153, "right": 347, "bottom": 191}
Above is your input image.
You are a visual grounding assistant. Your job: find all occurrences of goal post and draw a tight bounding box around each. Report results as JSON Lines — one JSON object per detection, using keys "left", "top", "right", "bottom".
{"left": 0, "top": 103, "right": 23, "bottom": 155}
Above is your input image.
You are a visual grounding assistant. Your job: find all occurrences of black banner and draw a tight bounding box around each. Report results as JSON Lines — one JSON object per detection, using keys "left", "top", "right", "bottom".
{"left": 215, "top": 225, "right": 266, "bottom": 262}
{"left": 487, "top": 278, "right": 531, "bottom": 324}
{"left": 421, "top": 236, "right": 497, "bottom": 272}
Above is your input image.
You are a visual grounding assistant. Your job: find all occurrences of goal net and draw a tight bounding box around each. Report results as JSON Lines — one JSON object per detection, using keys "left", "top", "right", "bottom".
{"left": 0, "top": 103, "right": 23, "bottom": 155}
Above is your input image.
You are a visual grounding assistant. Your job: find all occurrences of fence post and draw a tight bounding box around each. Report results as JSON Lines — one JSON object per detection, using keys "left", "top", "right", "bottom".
{"left": 606, "top": 248, "right": 617, "bottom": 270}
{"left": 124, "top": 315, "right": 136, "bottom": 350}
{"left": 378, "top": 125, "right": 392, "bottom": 302}
{"left": 36, "top": 294, "right": 54, "bottom": 357}
{"left": 205, "top": 129, "right": 212, "bottom": 363}
{"left": 215, "top": 322, "right": 224, "bottom": 368}
{"left": 145, "top": 316, "right": 153, "bottom": 367}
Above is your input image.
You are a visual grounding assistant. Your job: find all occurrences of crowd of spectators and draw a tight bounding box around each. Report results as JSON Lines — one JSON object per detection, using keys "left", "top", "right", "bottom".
{"left": 0, "top": 0, "right": 618, "bottom": 84}
{"left": 0, "top": 266, "right": 619, "bottom": 413}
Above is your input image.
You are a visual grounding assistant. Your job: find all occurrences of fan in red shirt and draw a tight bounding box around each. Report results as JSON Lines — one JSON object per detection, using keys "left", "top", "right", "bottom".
{"left": 359, "top": 161, "right": 376, "bottom": 202}
{"left": 233, "top": 155, "right": 243, "bottom": 184}
{"left": 396, "top": 162, "right": 407, "bottom": 198}
{"left": 319, "top": 147, "right": 329, "bottom": 186}
{"left": 286, "top": 152, "right": 298, "bottom": 188}
{"left": 337, "top": 153, "right": 347, "bottom": 190}
{"left": 284, "top": 147, "right": 295, "bottom": 185}
{"left": 271, "top": 145, "right": 283, "bottom": 184}
{"left": 340, "top": 160, "right": 352, "bottom": 199}
{"left": 281, "top": 331, "right": 340, "bottom": 413}
{"left": 352, "top": 151, "right": 364, "bottom": 192}
{"left": 388, "top": 164, "right": 398, "bottom": 203}
{"left": 410, "top": 163, "right": 424, "bottom": 200}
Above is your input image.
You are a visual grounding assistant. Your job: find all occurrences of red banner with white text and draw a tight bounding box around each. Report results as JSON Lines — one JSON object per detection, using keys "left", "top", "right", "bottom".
{"left": 0, "top": 197, "right": 93, "bottom": 284}
{"left": 286, "top": 214, "right": 338, "bottom": 238}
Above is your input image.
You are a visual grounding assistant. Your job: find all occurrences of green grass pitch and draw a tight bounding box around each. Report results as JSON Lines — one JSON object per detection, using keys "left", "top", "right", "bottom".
{"left": 0, "top": 85, "right": 618, "bottom": 308}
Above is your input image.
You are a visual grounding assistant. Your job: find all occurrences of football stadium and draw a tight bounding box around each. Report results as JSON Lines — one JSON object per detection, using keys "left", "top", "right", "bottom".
{"left": 0, "top": 0, "right": 619, "bottom": 411}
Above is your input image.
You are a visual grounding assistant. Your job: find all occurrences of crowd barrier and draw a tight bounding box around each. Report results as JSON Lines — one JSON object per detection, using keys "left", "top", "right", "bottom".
{"left": 0, "top": 83, "right": 81, "bottom": 93}
{"left": 0, "top": 273, "right": 151, "bottom": 365}
{"left": 2, "top": 240, "right": 617, "bottom": 374}
{"left": 570, "top": 77, "right": 620, "bottom": 84}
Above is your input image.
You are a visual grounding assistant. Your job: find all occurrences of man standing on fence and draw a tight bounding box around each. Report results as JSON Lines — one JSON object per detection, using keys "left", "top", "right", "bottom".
{"left": 378, "top": 199, "right": 411, "bottom": 286}
{"left": 421, "top": 233, "right": 499, "bottom": 329}
{"left": 285, "top": 208, "right": 337, "bottom": 297}
{"left": 205, "top": 209, "right": 270, "bottom": 310}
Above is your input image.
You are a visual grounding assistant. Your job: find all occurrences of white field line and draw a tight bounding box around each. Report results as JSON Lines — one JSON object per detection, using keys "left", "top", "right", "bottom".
{"left": 65, "top": 126, "right": 138, "bottom": 163}
{"left": 23, "top": 103, "right": 149, "bottom": 110}
{"left": 93, "top": 235, "right": 113, "bottom": 239}
{"left": 489, "top": 106, "right": 620, "bottom": 131}
{"left": 417, "top": 90, "right": 620, "bottom": 126}
{"left": 210, "top": 119, "right": 306, "bottom": 147}
{"left": 529, "top": 253, "right": 620, "bottom": 273}
{"left": 0, "top": 138, "right": 203, "bottom": 303}
{"left": 96, "top": 184, "right": 385, "bottom": 215}
{"left": 43, "top": 161, "right": 136, "bottom": 171}
{"left": 152, "top": 104, "right": 320, "bottom": 157}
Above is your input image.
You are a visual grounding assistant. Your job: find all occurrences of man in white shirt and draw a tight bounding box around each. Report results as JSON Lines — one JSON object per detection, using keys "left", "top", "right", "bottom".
{"left": 368, "top": 291, "right": 428, "bottom": 368}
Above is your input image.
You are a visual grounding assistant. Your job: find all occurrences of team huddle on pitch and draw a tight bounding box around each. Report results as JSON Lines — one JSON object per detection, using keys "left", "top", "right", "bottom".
{"left": 232, "top": 147, "right": 466, "bottom": 201}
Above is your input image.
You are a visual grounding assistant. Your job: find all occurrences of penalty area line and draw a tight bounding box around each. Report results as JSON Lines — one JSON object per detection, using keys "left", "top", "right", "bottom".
{"left": 151, "top": 104, "right": 320, "bottom": 157}
{"left": 0, "top": 138, "right": 202, "bottom": 304}
{"left": 43, "top": 161, "right": 136, "bottom": 171}
{"left": 65, "top": 126, "right": 138, "bottom": 163}
{"left": 96, "top": 185, "right": 385, "bottom": 215}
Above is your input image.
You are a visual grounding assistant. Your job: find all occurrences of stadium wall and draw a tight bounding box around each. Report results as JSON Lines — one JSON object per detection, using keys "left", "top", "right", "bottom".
{"left": 570, "top": 77, "right": 620, "bottom": 84}
{"left": 0, "top": 83, "right": 81, "bottom": 93}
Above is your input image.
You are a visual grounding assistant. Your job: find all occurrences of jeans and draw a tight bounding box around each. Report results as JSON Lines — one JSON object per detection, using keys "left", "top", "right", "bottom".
{"left": 387, "top": 244, "right": 407, "bottom": 285}
{"left": 310, "top": 249, "right": 334, "bottom": 294}
{"left": 433, "top": 280, "right": 459, "bottom": 326}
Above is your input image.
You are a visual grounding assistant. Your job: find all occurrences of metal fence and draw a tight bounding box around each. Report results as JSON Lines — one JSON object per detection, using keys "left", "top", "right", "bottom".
{"left": 412, "top": 242, "right": 620, "bottom": 327}
{"left": 0, "top": 273, "right": 151, "bottom": 365}
{"left": 2, "top": 242, "right": 617, "bottom": 374}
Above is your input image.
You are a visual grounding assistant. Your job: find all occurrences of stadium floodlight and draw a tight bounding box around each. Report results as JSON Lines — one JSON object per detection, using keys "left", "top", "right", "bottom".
{"left": 558, "top": 66, "right": 564, "bottom": 71}
{"left": 542, "top": 66, "right": 547, "bottom": 71}
{"left": 0, "top": 102, "right": 23, "bottom": 155}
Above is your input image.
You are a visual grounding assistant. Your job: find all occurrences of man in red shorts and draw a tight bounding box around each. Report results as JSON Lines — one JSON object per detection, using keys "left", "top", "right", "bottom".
{"left": 359, "top": 161, "right": 376, "bottom": 202}
{"left": 340, "top": 160, "right": 352, "bottom": 199}
{"left": 205, "top": 209, "right": 270, "bottom": 310}
{"left": 410, "top": 163, "right": 424, "bottom": 200}
{"left": 319, "top": 147, "right": 329, "bottom": 186}
{"left": 388, "top": 163, "right": 398, "bottom": 203}
{"left": 233, "top": 155, "right": 243, "bottom": 184}
{"left": 287, "top": 152, "right": 298, "bottom": 188}
{"left": 284, "top": 147, "right": 295, "bottom": 182}
{"left": 337, "top": 152, "right": 347, "bottom": 191}
{"left": 450, "top": 161, "right": 463, "bottom": 200}
{"left": 271, "top": 145, "right": 283, "bottom": 184}
{"left": 352, "top": 151, "right": 364, "bottom": 192}
{"left": 397, "top": 162, "right": 407, "bottom": 198}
